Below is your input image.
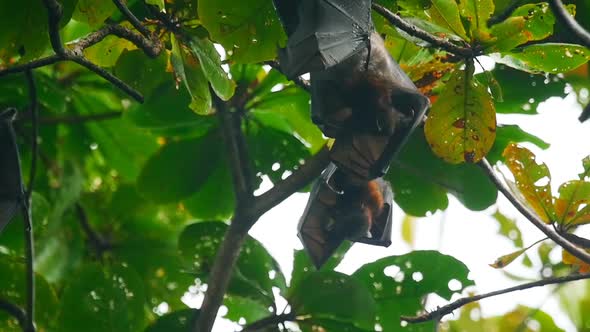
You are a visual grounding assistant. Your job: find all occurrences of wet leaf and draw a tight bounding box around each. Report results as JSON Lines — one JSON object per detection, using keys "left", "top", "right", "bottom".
{"left": 502, "top": 143, "right": 556, "bottom": 222}
{"left": 458, "top": 0, "right": 494, "bottom": 41}
{"left": 187, "top": 36, "right": 235, "bottom": 100}
{"left": 425, "top": 61, "right": 496, "bottom": 164}
{"left": 493, "top": 43, "right": 590, "bottom": 74}
{"left": 427, "top": 0, "right": 469, "bottom": 40}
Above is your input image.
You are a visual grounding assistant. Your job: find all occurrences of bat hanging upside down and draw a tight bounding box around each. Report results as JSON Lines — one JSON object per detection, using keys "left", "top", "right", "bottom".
{"left": 273, "top": 0, "right": 429, "bottom": 267}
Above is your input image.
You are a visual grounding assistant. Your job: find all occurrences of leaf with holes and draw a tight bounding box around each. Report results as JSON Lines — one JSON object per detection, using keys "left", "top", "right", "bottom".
{"left": 493, "top": 43, "right": 590, "bottom": 74}
{"left": 555, "top": 157, "right": 590, "bottom": 226}
{"left": 487, "top": 124, "right": 550, "bottom": 163}
{"left": 503, "top": 143, "right": 556, "bottom": 223}
{"left": 425, "top": 61, "right": 496, "bottom": 164}
{"left": 290, "top": 271, "right": 376, "bottom": 331}
{"left": 352, "top": 250, "right": 474, "bottom": 332}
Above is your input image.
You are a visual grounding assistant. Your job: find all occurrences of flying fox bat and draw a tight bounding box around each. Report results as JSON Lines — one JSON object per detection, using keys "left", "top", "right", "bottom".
{"left": 0, "top": 108, "right": 24, "bottom": 234}
{"left": 273, "top": 0, "right": 428, "bottom": 267}
{"left": 298, "top": 164, "right": 393, "bottom": 268}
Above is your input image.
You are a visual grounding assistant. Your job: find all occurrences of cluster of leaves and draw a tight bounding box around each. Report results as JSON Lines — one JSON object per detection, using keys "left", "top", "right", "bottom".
{"left": 0, "top": 0, "right": 589, "bottom": 331}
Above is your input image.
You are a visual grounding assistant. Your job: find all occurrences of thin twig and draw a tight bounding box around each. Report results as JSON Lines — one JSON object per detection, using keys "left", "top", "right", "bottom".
{"left": 0, "top": 298, "right": 27, "bottom": 330}
{"left": 24, "top": 70, "right": 38, "bottom": 201}
{"left": 549, "top": 0, "right": 590, "bottom": 48}
{"left": 73, "top": 24, "right": 161, "bottom": 58}
{"left": 42, "top": 0, "right": 66, "bottom": 55}
{"left": 241, "top": 313, "right": 297, "bottom": 332}
{"left": 251, "top": 147, "right": 331, "bottom": 218}
{"left": 74, "top": 203, "right": 109, "bottom": 254}
{"left": 0, "top": 55, "right": 63, "bottom": 76}
{"left": 579, "top": 102, "right": 590, "bottom": 123}
{"left": 112, "top": 0, "right": 151, "bottom": 37}
{"left": 487, "top": 0, "right": 523, "bottom": 26}
{"left": 372, "top": 4, "right": 475, "bottom": 57}
{"left": 402, "top": 273, "right": 590, "bottom": 323}
{"left": 479, "top": 159, "right": 590, "bottom": 265}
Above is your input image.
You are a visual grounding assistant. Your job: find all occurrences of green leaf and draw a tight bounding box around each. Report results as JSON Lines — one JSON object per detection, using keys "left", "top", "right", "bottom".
{"left": 387, "top": 129, "right": 497, "bottom": 216}
{"left": 352, "top": 251, "right": 474, "bottom": 332}
{"left": 493, "top": 43, "right": 590, "bottom": 74}
{"left": 182, "top": 157, "right": 235, "bottom": 221}
{"left": 0, "top": 0, "right": 49, "bottom": 62}
{"left": 83, "top": 32, "right": 136, "bottom": 67}
{"left": 555, "top": 177, "right": 590, "bottom": 226}
{"left": 171, "top": 34, "right": 212, "bottom": 115}
{"left": 0, "top": 255, "right": 58, "bottom": 332}
{"left": 187, "top": 37, "right": 235, "bottom": 100}
{"left": 425, "top": 62, "right": 496, "bottom": 164}
{"left": 492, "top": 209, "right": 524, "bottom": 248}
{"left": 114, "top": 50, "right": 169, "bottom": 98}
{"left": 290, "top": 271, "right": 376, "bottom": 330}
{"left": 198, "top": 0, "right": 286, "bottom": 63}
{"left": 178, "top": 222, "right": 287, "bottom": 307}
{"left": 145, "top": 309, "right": 199, "bottom": 332}
{"left": 489, "top": 247, "right": 528, "bottom": 268}
{"left": 458, "top": 0, "right": 494, "bottom": 40}
{"left": 137, "top": 131, "right": 222, "bottom": 203}
{"left": 57, "top": 264, "right": 146, "bottom": 332}
{"left": 482, "top": 65, "right": 566, "bottom": 114}
{"left": 72, "top": 0, "right": 117, "bottom": 28}
{"left": 427, "top": 0, "right": 469, "bottom": 40}
{"left": 503, "top": 143, "right": 556, "bottom": 222}
{"left": 487, "top": 124, "right": 550, "bottom": 163}
{"left": 145, "top": 0, "right": 165, "bottom": 12}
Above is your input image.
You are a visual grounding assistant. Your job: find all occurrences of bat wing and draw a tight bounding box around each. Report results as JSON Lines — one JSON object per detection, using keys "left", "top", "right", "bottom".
{"left": 330, "top": 134, "right": 390, "bottom": 183}
{"left": 276, "top": 0, "right": 373, "bottom": 78}
{"left": 298, "top": 164, "right": 347, "bottom": 268}
{"left": 370, "top": 83, "right": 430, "bottom": 178}
{"left": 0, "top": 108, "right": 23, "bottom": 234}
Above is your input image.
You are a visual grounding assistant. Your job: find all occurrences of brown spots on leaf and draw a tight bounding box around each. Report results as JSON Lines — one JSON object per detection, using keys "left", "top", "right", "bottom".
{"left": 488, "top": 126, "right": 496, "bottom": 133}
{"left": 453, "top": 118, "right": 465, "bottom": 128}
{"left": 472, "top": 134, "right": 480, "bottom": 141}
{"left": 464, "top": 151, "right": 476, "bottom": 163}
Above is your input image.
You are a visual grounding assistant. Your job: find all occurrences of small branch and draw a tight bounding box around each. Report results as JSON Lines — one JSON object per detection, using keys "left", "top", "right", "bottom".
{"left": 0, "top": 55, "right": 63, "bottom": 76}
{"left": 241, "top": 313, "right": 297, "bottom": 332}
{"left": 251, "top": 147, "right": 331, "bottom": 218}
{"left": 213, "top": 90, "right": 255, "bottom": 204}
{"left": 42, "top": 0, "right": 66, "bottom": 55}
{"left": 24, "top": 70, "right": 38, "bottom": 201}
{"left": 38, "top": 111, "right": 122, "bottom": 124}
{"left": 20, "top": 185, "right": 35, "bottom": 332}
{"left": 549, "top": 0, "right": 590, "bottom": 48}
{"left": 579, "top": 101, "right": 590, "bottom": 123}
{"left": 0, "top": 298, "right": 27, "bottom": 330}
{"left": 75, "top": 203, "right": 109, "bottom": 254}
{"left": 73, "top": 24, "right": 162, "bottom": 58}
{"left": 372, "top": 4, "right": 475, "bottom": 57}
{"left": 402, "top": 273, "right": 590, "bottom": 323}
{"left": 265, "top": 60, "right": 310, "bottom": 92}
{"left": 479, "top": 159, "right": 590, "bottom": 265}
{"left": 194, "top": 92, "right": 257, "bottom": 332}
{"left": 487, "top": 0, "right": 522, "bottom": 26}
{"left": 112, "top": 0, "right": 151, "bottom": 37}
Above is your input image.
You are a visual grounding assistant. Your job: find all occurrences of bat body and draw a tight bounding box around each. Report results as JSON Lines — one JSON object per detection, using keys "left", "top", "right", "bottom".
{"left": 273, "top": 0, "right": 428, "bottom": 267}
{"left": 0, "top": 108, "right": 23, "bottom": 234}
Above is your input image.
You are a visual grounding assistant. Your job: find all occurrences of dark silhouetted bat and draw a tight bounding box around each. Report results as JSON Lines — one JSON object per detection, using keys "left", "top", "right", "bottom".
{"left": 298, "top": 164, "right": 393, "bottom": 268}
{"left": 0, "top": 108, "right": 23, "bottom": 234}
{"left": 273, "top": 0, "right": 428, "bottom": 267}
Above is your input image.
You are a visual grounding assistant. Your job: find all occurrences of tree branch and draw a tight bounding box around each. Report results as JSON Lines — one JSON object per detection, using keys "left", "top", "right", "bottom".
{"left": 75, "top": 203, "right": 110, "bottom": 254}
{"left": 24, "top": 70, "right": 38, "bottom": 201}
{"left": 112, "top": 0, "right": 151, "bottom": 37}
{"left": 73, "top": 24, "right": 162, "bottom": 58}
{"left": 549, "top": 0, "right": 590, "bottom": 49}
{"left": 0, "top": 298, "right": 27, "bottom": 330}
{"left": 402, "top": 273, "right": 590, "bottom": 323}
{"left": 251, "top": 147, "right": 331, "bottom": 218}
{"left": 580, "top": 102, "right": 590, "bottom": 123}
{"left": 487, "top": 0, "right": 523, "bottom": 26}
{"left": 372, "top": 4, "right": 476, "bottom": 58}
{"left": 194, "top": 92, "right": 257, "bottom": 332}
{"left": 241, "top": 313, "right": 297, "bottom": 332}
{"left": 479, "top": 159, "right": 590, "bottom": 265}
